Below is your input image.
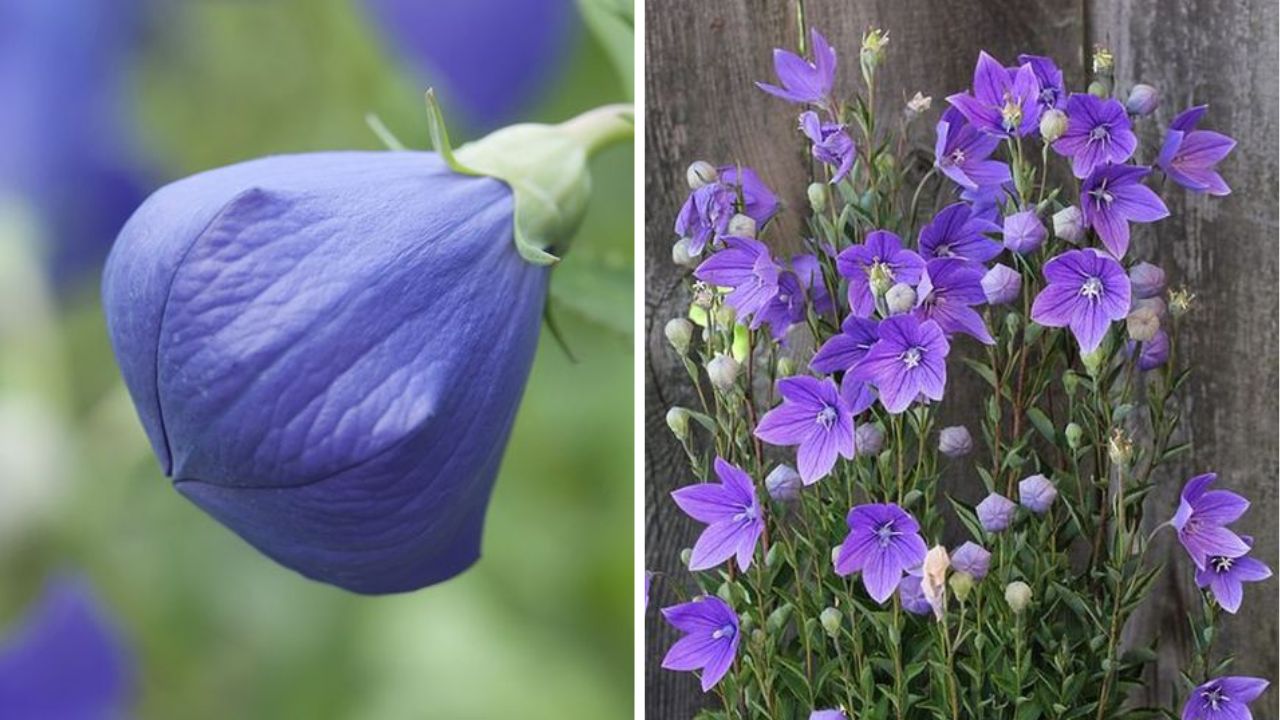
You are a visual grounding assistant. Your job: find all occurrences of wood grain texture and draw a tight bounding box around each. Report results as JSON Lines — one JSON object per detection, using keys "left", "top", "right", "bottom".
{"left": 644, "top": 0, "right": 1278, "bottom": 717}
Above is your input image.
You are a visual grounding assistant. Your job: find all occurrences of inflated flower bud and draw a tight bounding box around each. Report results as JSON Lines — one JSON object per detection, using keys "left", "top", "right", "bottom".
{"left": 1053, "top": 205, "right": 1086, "bottom": 244}
{"left": 666, "top": 407, "right": 690, "bottom": 440}
{"left": 766, "top": 603, "right": 793, "bottom": 634}
{"left": 949, "top": 571, "right": 975, "bottom": 603}
{"left": 1065, "top": 423, "right": 1084, "bottom": 449}
{"left": 765, "top": 464, "right": 802, "bottom": 502}
{"left": 904, "top": 92, "right": 932, "bottom": 120}
{"left": 938, "top": 426, "right": 973, "bottom": 458}
{"left": 1018, "top": 474, "right": 1058, "bottom": 514}
{"left": 665, "top": 318, "right": 694, "bottom": 355}
{"left": 727, "top": 213, "right": 757, "bottom": 239}
{"left": 982, "top": 263, "right": 1021, "bottom": 305}
{"left": 102, "top": 97, "right": 632, "bottom": 593}
{"left": 1125, "top": 84, "right": 1160, "bottom": 116}
{"left": 855, "top": 423, "right": 884, "bottom": 456}
{"left": 885, "top": 283, "right": 917, "bottom": 315}
{"left": 976, "top": 493, "right": 1017, "bottom": 533}
{"left": 1039, "top": 109, "right": 1068, "bottom": 142}
{"left": 686, "top": 160, "right": 718, "bottom": 190}
{"left": 1127, "top": 305, "right": 1161, "bottom": 342}
{"left": 1128, "top": 262, "right": 1166, "bottom": 299}
{"left": 950, "top": 541, "right": 991, "bottom": 580}
{"left": 706, "top": 354, "right": 739, "bottom": 393}
{"left": 672, "top": 238, "right": 700, "bottom": 268}
{"left": 1061, "top": 371, "right": 1080, "bottom": 397}
{"left": 1004, "top": 581, "right": 1033, "bottom": 613}
{"left": 807, "top": 182, "right": 829, "bottom": 214}
{"left": 1087, "top": 80, "right": 1109, "bottom": 99}
{"left": 1082, "top": 346, "right": 1106, "bottom": 377}
{"left": 820, "top": 606, "right": 843, "bottom": 638}
{"left": 1004, "top": 209, "right": 1046, "bottom": 254}
{"left": 680, "top": 548, "right": 693, "bottom": 567}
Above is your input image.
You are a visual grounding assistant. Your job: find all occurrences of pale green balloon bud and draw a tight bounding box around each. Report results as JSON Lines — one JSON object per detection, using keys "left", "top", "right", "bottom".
{"left": 1087, "top": 80, "right": 1109, "bottom": 99}
{"left": 807, "top": 182, "right": 829, "bottom": 214}
{"left": 949, "top": 571, "right": 975, "bottom": 604}
{"left": 665, "top": 318, "right": 694, "bottom": 355}
{"left": 1039, "top": 109, "right": 1068, "bottom": 142}
{"left": 706, "top": 354, "right": 739, "bottom": 393}
{"left": 868, "top": 263, "right": 894, "bottom": 298}
{"left": 820, "top": 607, "right": 843, "bottom": 638}
{"left": 727, "top": 213, "right": 757, "bottom": 238}
{"left": 680, "top": 548, "right": 693, "bottom": 567}
{"left": 686, "top": 160, "right": 718, "bottom": 190}
{"left": 1005, "top": 581, "right": 1033, "bottom": 613}
{"left": 1065, "top": 422, "right": 1084, "bottom": 449}
{"left": 885, "top": 283, "right": 917, "bottom": 315}
{"left": 666, "top": 406, "right": 690, "bottom": 440}
{"left": 714, "top": 303, "right": 737, "bottom": 328}
{"left": 1062, "top": 371, "right": 1080, "bottom": 397}
{"left": 672, "top": 237, "right": 700, "bottom": 268}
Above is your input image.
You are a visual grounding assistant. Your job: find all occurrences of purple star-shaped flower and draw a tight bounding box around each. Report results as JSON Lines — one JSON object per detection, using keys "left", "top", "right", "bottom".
{"left": 799, "top": 111, "right": 856, "bottom": 183}
{"left": 759, "top": 269, "right": 808, "bottom": 341}
{"left": 811, "top": 316, "right": 880, "bottom": 374}
{"left": 918, "top": 203, "right": 1003, "bottom": 263}
{"left": 1171, "top": 473, "right": 1251, "bottom": 570}
{"left": 946, "top": 51, "right": 1042, "bottom": 138}
{"left": 694, "top": 236, "right": 782, "bottom": 328}
{"left": 720, "top": 165, "right": 781, "bottom": 228}
{"left": 1079, "top": 163, "right": 1170, "bottom": 258}
{"left": 674, "top": 182, "right": 734, "bottom": 255}
{"left": 934, "top": 107, "right": 1012, "bottom": 190}
{"left": 834, "top": 503, "right": 928, "bottom": 603}
{"left": 754, "top": 376, "right": 855, "bottom": 484}
{"left": 1030, "top": 249, "right": 1131, "bottom": 354}
{"left": 848, "top": 314, "right": 950, "bottom": 414}
{"left": 811, "top": 711, "right": 849, "bottom": 720}
{"left": 1196, "top": 540, "right": 1272, "bottom": 615}
{"left": 914, "top": 258, "right": 994, "bottom": 344}
{"left": 755, "top": 28, "right": 837, "bottom": 105}
{"left": 1017, "top": 54, "right": 1067, "bottom": 112}
{"left": 661, "top": 596, "right": 740, "bottom": 692}
{"left": 671, "top": 457, "right": 765, "bottom": 571}
{"left": 1181, "top": 676, "right": 1269, "bottom": 720}
{"left": 1158, "top": 105, "right": 1236, "bottom": 196}
{"left": 1052, "top": 94, "right": 1137, "bottom": 178}
{"left": 836, "top": 230, "right": 926, "bottom": 318}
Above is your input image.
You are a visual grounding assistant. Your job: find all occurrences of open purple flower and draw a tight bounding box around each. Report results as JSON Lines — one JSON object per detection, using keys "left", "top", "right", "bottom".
{"left": 836, "top": 230, "right": 926, "bottom": 317}
{"left": 661, "top": 596, "right": 740, "bottom": 692}
{"left": 812, "top": 710, "right": 849, "bottom": 720}
{"left": 674, "top": 183, "right": 734, "bottom": 254}
{"left": 800, "top": 112, "right": 856, "bottom": 184}
{"left": 1079, "top": 164, "right": 1170, "bottom": 258}
{"left": 759, "top": 268, "right": 808, "bottom": 341}
{"left": 914, "top": 258, "right": 994, "bottom": 344}
{"left": 849, "top": 315, "right": 950, "bottom": 413}
{"left": 1171, "top": 473, "right": 1251, "bottom": 570}
{"left": 1158, "top": 105, "right": 1236, "bottom": 196}
{"left": 720, "top": 165, "right": 781, "bottom": 228}
{"left": 671, "top": 457, "right": 765, "bottom": 571}
{"left": 1196, "top": 539, "right": 1272, "bottom": 614}
{"left": 1030, "top": 249, "right": 1131, "bottom": 354}
{"left": 755, "top": 28, "right": 837, "bottom": 105}
{"left": 946, "top": 52, "right": 1042, "bottom": 138}
{"left": 918, "top": 203, "right": 1003, "bottom": 263}
{"left": 1017, "top": 54, "right": 1066, "bottom": 112}
{"left": 1181, "top": 676, "right": 1269, "bottom": 720}
{"left": 811, "top": 316, "right": 880, "bottom": 374}
{"left": 694, "top": 236, "right": 782, "bottom": 328}
{"left": 1052, "top": 94, "right": 1137, "bottom": 178}
{"left": 754, "top": 376, "right": 854, "bottom": 484}
{"left": 934, "top": 107, "right": 1012, "bottom": 190}
{"left": 834, "top": 503, "right": 928, "bottom": 603}
{"left": 950, "top": 541, "right": 991, "bottom": 579}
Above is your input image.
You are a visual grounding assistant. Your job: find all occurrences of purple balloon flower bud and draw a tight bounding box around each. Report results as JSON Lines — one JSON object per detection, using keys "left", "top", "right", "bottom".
{"left": 1129, "top": 261, "right": 1166, "bottom": 299}
{"left": 855, "top": 423, "right": 885, "bottom": 456}
{"left": 1003, "top": 209, "right": 1046, "bottom": 254}
{"left": 897, "top": 574, "right": 934, "bottom": 616}
{"left": 765, "top": 464, "right": 803, "bottom": 502}
{"left": 1125, "top": 83, "right": 1160, "bottom": 117}
{"left": 938, "top": 426, "right": 973, "bottom": 458}
{"left": 981, "top": 263, "right": 1022, "bottom": 305}
{"left": 1018, "top": 474, "right": 1058, "bottom": 514}
{"left": 976, "top": 493, "right": 1017, "bottom": 533}
{"left": 950, "top": 541, "right": 991, "bottom": 579}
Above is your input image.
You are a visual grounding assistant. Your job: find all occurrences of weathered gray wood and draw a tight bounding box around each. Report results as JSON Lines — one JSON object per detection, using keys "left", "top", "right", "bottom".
{"left": 645, "top": 1, "right": 1278, "bottom": 717}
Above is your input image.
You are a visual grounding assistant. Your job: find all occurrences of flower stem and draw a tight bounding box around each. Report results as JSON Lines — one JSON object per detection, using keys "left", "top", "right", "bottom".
{"left": 558, "top": 103, "right": 634, "bottom": 158}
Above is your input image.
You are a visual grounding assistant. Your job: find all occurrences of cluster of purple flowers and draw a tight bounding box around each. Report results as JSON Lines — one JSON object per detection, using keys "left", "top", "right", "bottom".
{"left": 1172, "top": 474, "right": 1272, "bottom": 615}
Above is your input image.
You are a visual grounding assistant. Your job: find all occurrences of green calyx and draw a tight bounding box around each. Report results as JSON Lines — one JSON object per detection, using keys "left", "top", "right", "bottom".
{"left": 424, "top": 89, "right": 633, "bottom": 266}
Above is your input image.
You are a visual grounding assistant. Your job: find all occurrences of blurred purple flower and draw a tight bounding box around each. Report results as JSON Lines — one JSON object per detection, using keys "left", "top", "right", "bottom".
{"left": 694, "top": 235, "right": 781, "bottom": 328}
{"left": 946, "top": 51, "right": 1042, "bottom": 138}
{"left": 1171, "top": 473, "right": 1251, "bottom": 570}
{"left": 1157, "top": 105, "right": 1236, "bottom": 196}
{"left": 834, "top": 503, "right": 928, "bottom": 603}
{"left": 1017, "top": 54, "right": 1066, "bottom": 112}
{"left": 918, "top": 203, "right": 1002, "bottom": 263}
{"left": 793, "top": 253, "right": 834, "bottom": 316}
{"left": 1181, "top": 676, "right": 1268, "bottom": 720}
{"left": 849, "top": 315, "right": 950, "bottom": 414}
{"left": 800, "top": 111, "right": 855, "bottom": 183}
{"left": 934, "top": 107, "right": 1011, "bottom": 190}
{"left": 1129, "top": 261, "right": 1167, "bottom": 299}
{"left": 755, "top": 376, "right": 855, "bottom": 484}
{"left": 1133, "top": 328, "right": 1170, "bottom": 371}
{"left": 0, "top": 575, "right": 133, "bottom": 718}
{"left": 1080, "top": 164, "right": 1169, "bottom": 258}
{"left": 1030, "top": 249, "right": 1131, "bottom": 354}
{"left": 755, "top": 28, "right": 837, "bottom": 105}
{"left": 1051, "top": 94, "right": 1137, "bottom": 178}
{"left": 671, "top": 457, "right": 765, "bottom": 572}
{"left": 811, "top": 710, "right": 849, "bottom": 720}
{"left": 362, "top": 0, "right": 577, "bottom": 130}
{"left": 661, "top": 596, "right": 740, "bottom": 692}
{"left": 836, "top": 230, "right": 926, "bottom": 318}
{"left": 914, "top": 258, "right": 994, "bottom": 344}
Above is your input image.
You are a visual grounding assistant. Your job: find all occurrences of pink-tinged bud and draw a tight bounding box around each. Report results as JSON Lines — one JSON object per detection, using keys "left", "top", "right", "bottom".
{"left": 1125, "top": 84, "right": 1160, "bottom": 116}
{"left": 981, "top": 263, "right": 1022, "bottom": 305}
{"left": 1127, "top": 305, "right": 1161, "bottom": 342}
{"left": 1128, "top": 262, "right": 1166, "bottom": 299}
{"left": 939, "top": 426, "right": 973, "bottom": 458}
{"left": 1052, "top": 206, "right": 1085, "bottom": 244}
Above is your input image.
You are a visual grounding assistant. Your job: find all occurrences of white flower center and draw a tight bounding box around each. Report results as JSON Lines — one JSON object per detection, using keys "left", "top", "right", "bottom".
{"left": 816, "top": 406, "right": 837, "bottom": 430}
{"left": 875, "top": 521, "right": 899, "bottom": 547}
{"left": 901, "top": 347, "right": 923, "bottom": 368}
{"left": 1211, "top": 556, "right": 1235, "bottom": 573}
{"left": 1080, "top": 277, "right": 1103, "bottom": 300}
{"left": 949, "top": 149, "right": 966, "bottom": 165}
{"left": 712, "top": 624, "right": 736, "bottom": 640}
{"left": 1089, "top": 125, "right": 1110, "bottom": 142}
{"left": 1202, "top": 686, "right": 1227, "bottom": 711}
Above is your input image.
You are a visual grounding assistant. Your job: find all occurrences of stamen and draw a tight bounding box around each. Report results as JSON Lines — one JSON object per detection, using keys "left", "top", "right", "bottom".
{"left": 901, "top": 347, "right": 923, "bottom": 368}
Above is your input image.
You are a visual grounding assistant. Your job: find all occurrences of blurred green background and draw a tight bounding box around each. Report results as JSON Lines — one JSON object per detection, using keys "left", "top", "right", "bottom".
{"left": 0, "top": 0, "right": 633, "bottom": 717}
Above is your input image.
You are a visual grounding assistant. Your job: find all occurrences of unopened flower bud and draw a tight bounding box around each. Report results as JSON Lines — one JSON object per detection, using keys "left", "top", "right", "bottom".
{"left": 868, "top": 263, "right": 894, "bottom": 298}
{"left": 982, "top": 263, "right": 1022, "bottom": 305}
{"left": 1004, "top": 209, "right": 1046, "bottom": 254}
{"left": 706, "top": 354, "right": 739, "bottom": 393}
{"left": 672, "top": 238, "right": 700, "bottom": 268}
{"left": 1039, "top": 109, "right": 1068, "bottom": 142}
{"left": 1062, "top": 370, "right": 1080, "bottom": 397}
{"left": 727, "top": 213, "right": 757, "bottom": 238}
{"left": 820, "top": 606, "right": 843, "bottom": 638}
{"left": 765, "top": 464, "right": 802, "bottom": 502}
{"left": 1127, "top": 305, "right": 1161, "bottom": 342}
{"left": 1108, "top": 427, "right": 1133, "bottom": 466}
{"left": 665, "top": 318, "right": 694, "bottom": 355}
{"left": 977, "top": 493, "right": 1017, "bottom": 533}
{"left": 949, "top": 571, "right": 975, "bottom": 603}
{"left": 875, "top": 153, "right": 895, "bottom": 177}
{"left": 1092, "top": 46, "right": 1114, "bottom": 74}
{"left": 1018, "top": 474, "right": 1058, "bottom": 514}
{"left": 1004, "top": 581, "right": 1033, "bottom": 613}
{"left": 1065, "top": 422, "right": 1084, "bottom": 449}
{"left": 776, "top": 356, "right": 797, "bottom": 378}
{"left": 830, "top": 546, "right": 842, "bottom": 568}
{"left": 1005, "top": 311, "right": 1022, "bottom": 336}
{"left": 686, "top": 160, "right": 718, "bottom": 189}
{"left": 855, "top": 423, "right": 884, "bottom": 456}
{"left": 1128, "top": 262, "right": 1166, "bottom": 299}
{"left": 751, "top": 628, "right": 767, "bottom": 646}
{"left": 666, "top": 407, "right": 690, "bottom": 440}
{"left": 939, "top": 426, "right": 973, "bottom": 458}
{"left": 1081, "top": 346, "right": 1106, "bottom": 377}
{"left": 1169, "top": 286, "right": 1195, "bottom": 317}
{"left": 1125, "top": 84, "right": 1160, "bottom": 116}
{"left": 807, "top": 182, "right": 828, "bottom": 214}
{"left": 904, "top": 91, "right": 932, "bottom": 120}
{"left": 950, "top": 541, "right": 991, "bottom": 580}
{"left": 1087, "top": 80, "right": 1109, "bottom": 98}
{"left": 680, "top": 548, "right": 693, "bottom": 567}
{"left": 1053, "top": 205, "right": 1085, "bottom": 244}
{"left": 885, "top": 283, "right": 917, "bottom": 315}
